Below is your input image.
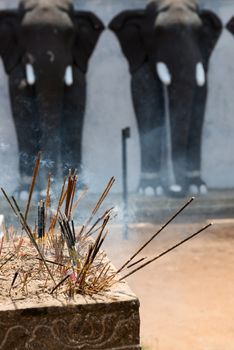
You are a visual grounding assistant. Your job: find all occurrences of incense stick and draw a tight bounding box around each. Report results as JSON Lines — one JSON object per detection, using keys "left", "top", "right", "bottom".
{"left": 127, "top": 257, "right": 147, "bottom": 269}
{"left": 84, "top": 177, "right": 115, "bottom": 228}
{"left": 120, "top": 223, "right": 212, "bottom": 281}
{"left": 0, "top": 153, "right": 210, "bottom": 301}
{"left": 117, "top": 197, "right": 194, "bottom": 273}
{"left": 1, "top": 188, "right": 18, "bottom": 217}
{"left": 49, "top": 176, "right": 66, "bottom": 231}
{"left": 10, "top": 269, "right": 19, "bottom": 290}
{"left": 50, "top": 272, "right": 71, "bottom": 294}
{"left": 24, "top": 152, "right": 41, "bottom": 221}
{"left": 0, "top": 253, "right": 15, "bottom": 270}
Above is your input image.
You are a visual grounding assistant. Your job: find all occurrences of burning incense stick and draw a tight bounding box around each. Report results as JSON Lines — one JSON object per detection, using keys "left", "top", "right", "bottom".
{"left": 120, "top": 223, "right": 212, "bottom": 281}
{"left": 117, "top": 197, "right": 194, "bottom": 273}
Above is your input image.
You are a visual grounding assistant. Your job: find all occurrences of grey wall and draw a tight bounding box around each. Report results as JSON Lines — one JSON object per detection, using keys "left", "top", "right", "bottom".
{"left": 0, "top": 0, "right": 18, "bottom": 193}
{"left": 0, "top": 0, "right": 233, "bottom": 193}
{"left": 202, "top": 2, "right": 234, "bottom": 188}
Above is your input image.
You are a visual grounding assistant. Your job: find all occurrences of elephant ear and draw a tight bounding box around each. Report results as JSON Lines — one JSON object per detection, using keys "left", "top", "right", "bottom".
{"left": 0, "top": 10, "right": 23, "bottom": 74}
{"left": 73, "top": 11, "right": 104, "bottom": 73}
{"left": 199, "top": 10, "right": 223, "bottom": 65}
{"left": 109, "top": 10, "right": 147, "bottom": 73}
{"left": 226, "top": 16, "right": 234, "bottom": 36}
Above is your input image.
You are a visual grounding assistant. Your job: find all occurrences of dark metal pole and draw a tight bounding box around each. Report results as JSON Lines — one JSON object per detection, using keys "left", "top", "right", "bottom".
{"left": 122, "top": 127, "right": 131, "bottom": 240}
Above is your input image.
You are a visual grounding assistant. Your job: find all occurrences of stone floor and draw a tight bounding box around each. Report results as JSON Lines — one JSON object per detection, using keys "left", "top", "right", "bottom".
{"left": 1, "top": 189, "right": 233, "bottom": 228}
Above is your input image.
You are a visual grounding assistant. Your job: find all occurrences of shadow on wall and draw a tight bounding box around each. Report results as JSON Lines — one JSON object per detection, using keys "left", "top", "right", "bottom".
{"left": 0, "top": 0, "right": 233, "bottom": 193}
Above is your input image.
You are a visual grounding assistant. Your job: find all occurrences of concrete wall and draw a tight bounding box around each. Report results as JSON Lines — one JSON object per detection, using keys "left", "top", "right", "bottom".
{"left": 0, "top": 0, "right": 233, "bottom": 193}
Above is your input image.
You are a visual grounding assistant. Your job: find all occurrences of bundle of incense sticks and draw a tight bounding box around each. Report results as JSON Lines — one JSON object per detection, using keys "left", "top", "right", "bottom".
{"left": 0, "top": 154, "right": 212, "bottom": 299}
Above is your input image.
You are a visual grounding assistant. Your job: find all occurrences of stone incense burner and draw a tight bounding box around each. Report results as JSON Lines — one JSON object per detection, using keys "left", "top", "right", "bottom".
{"left": 0, "top": 171, "right": 141, "bottom": 350}
{"left": 0, "top": 272, "right": 140, "bottom": 350}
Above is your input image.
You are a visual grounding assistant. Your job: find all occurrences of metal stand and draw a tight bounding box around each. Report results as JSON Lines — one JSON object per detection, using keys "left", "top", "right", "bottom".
{"left": 122, "top": 127, "right": 131, "bottom": 240}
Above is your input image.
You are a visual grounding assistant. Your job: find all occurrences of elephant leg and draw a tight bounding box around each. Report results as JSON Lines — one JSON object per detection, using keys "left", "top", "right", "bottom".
{"left": 186, "top": 84, "right": 208, "bottom": 194}
{"left": 131, "top": 64, "right": 164, "bottom": 196}
{"left": 169, "top": 83, "right": 194, "bottom": 196}
{"left": 9, "top": 64, "right": 40, "bottom": 194}
{"left": 61, "top": 67, "right": 86, "bottom": 181}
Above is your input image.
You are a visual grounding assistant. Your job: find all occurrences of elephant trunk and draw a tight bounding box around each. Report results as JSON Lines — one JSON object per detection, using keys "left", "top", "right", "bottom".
{"left": 168, "top": 81, "right": 195, "bottom": 187}
{"left": 153, "top": 28, "right": 207, "bottom": 192}
{"left": 156, "top": 62, "right": 205, "bottom": 191}
{"left": 35, "top": 78, "right": 64, "bottom": 179}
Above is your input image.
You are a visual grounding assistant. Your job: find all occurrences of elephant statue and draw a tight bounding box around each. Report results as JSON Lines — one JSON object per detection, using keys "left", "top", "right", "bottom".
{"left": 0, "top": 0, "right": 104, "bottom": 196}
{"left": 109, "top": 0, "right": 222, "bottom": 196}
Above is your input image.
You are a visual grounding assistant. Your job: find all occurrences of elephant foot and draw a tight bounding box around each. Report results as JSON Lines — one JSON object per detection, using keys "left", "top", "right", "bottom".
{"left": 13, "top": 185, "right": 40, "bottom": 202}
{"left": 187, "top": 177, "right": 208, "bottom": 196}
{"left": 155, "top": 185, "right": 164, "bottom": 197}
{"left": 139, "top": 186, "right": 155, "bottom": 197}
{"left": 139, "top": 186, "right": 164, "bottom": 197}
{"left": 188, "top": 183, "right": 208, "bottom": 195}
{"left": 138, "top": 176, "right": 164, "bottom": 197}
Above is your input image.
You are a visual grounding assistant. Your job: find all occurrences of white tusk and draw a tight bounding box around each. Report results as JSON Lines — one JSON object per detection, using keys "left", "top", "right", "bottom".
{"left": 64, "top": 65, "right": 73, "bottom": 86}
{"left": 25, "top": 63, "right": 36, "bottom": 85}
{"left": 156, "top": 62, "right": 172, "bottom": 86}
{"left": 196, "top": 62, "right": 206, "bottom": 87}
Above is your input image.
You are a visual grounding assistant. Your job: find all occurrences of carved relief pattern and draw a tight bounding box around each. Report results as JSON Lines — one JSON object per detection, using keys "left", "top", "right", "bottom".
{"left": 0, "top": 302, "right": 140, "bottom": 350}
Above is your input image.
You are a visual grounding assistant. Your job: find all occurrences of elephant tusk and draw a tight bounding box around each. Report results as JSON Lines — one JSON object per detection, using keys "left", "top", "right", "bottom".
{"left": 156, "top": 62, "right": 172, "bottom": 86}
{"left": 25, "top": 64, "right": 36, "bottom": 85}
{"left": 196, "top": 62, "right": 206, "bottom": 87}
{"left": 64, "top": 66, "right": 73, "bottom": 86}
